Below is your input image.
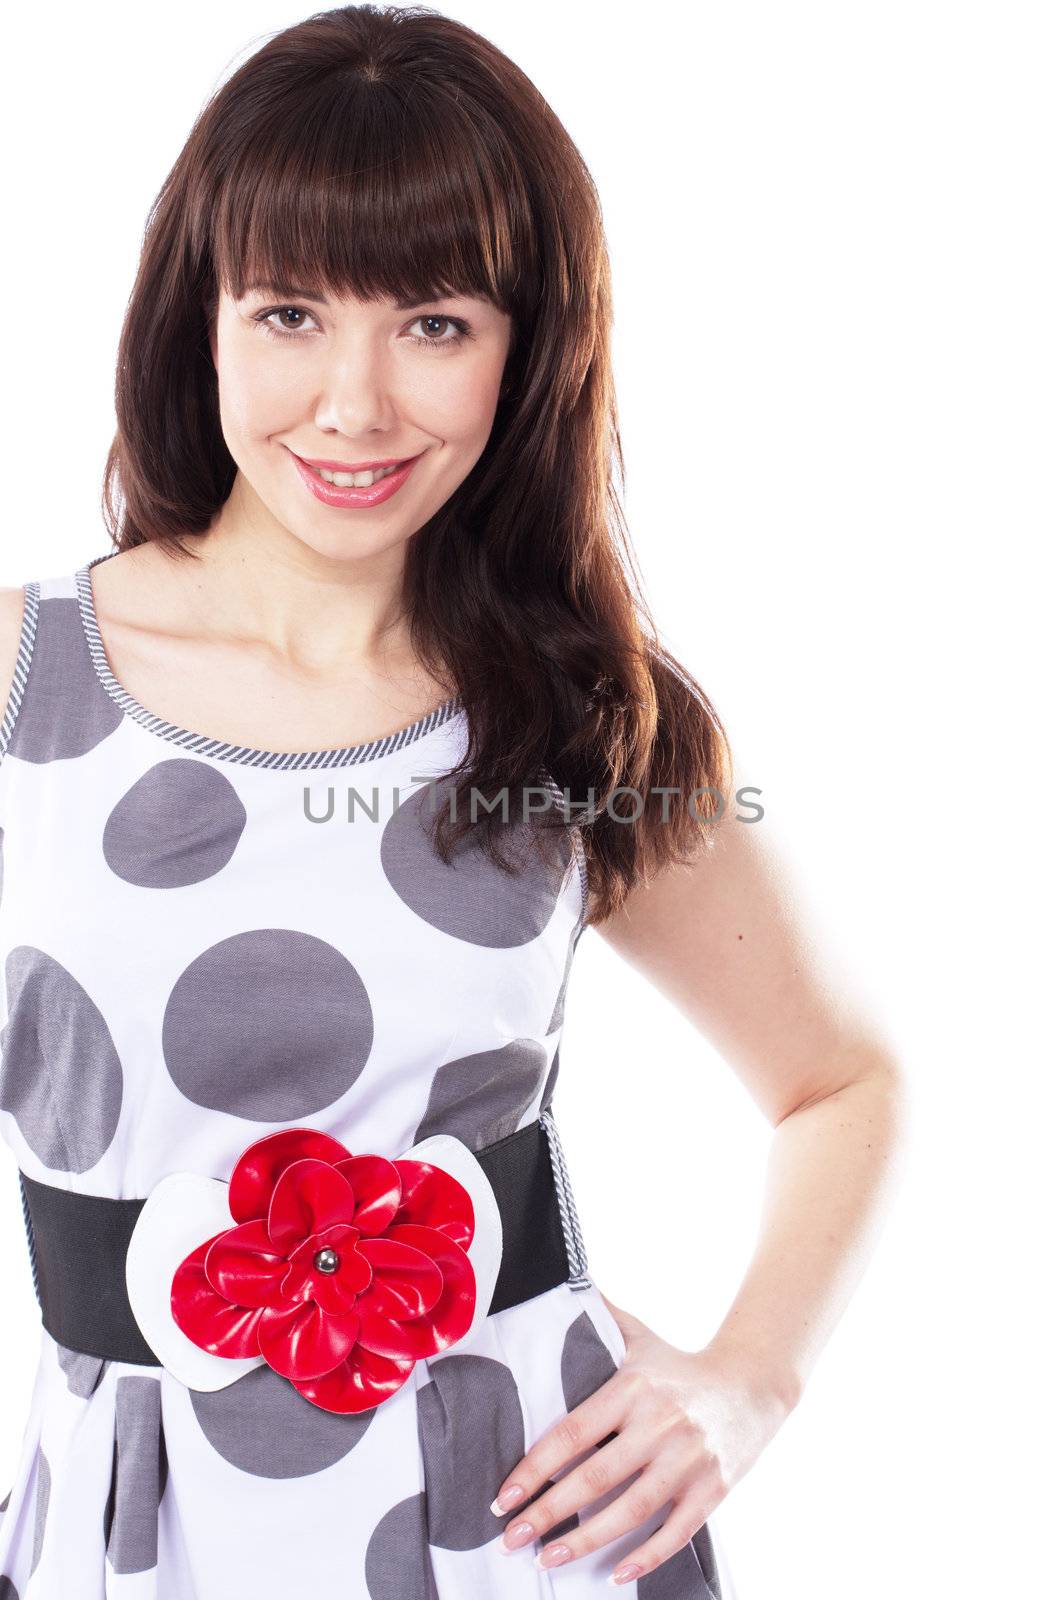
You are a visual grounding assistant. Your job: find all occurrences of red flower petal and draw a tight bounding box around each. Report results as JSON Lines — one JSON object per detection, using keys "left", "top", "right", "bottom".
{"left": 332, "top": 1154, "right": 403, "bottom": 1235}
{"left": 391, "top": 1160, "right": 476, "bottom": 1250}
{"left": 267, "top": 1159, "right": 356, "bottom": 1253}
{"left": 291, "top": 1344, "right": 417, "bottom": 1415}
{"left": 279, "top": 1259, "right": 316, "bottom": 1306}
{"left": 356, "top": 1236, "right": 445, "bottom": 1320}
{"left": 203, "top": 1220, "right": 289, "bottom": 1308}
{"left": 228, "top": 1128, "right": 354, "bottom": 1223}
{"left": 283, "top": 1225, "right": 371, "bottom": 1314}
{"left": 171, "top": 1233, "right": 267, "bottom": 1359}
{"left": 286, "top": 1222, "right": 362, "bottom": 1270}
{"left": 256, "top": 1298, "right": 361, "bottom": 1382}
{"left": 309, "top": 1269, "right": 364, "bottom": 1318}
{"left": 355, "top": 1222, "right": 476, "bottom": 1360}
{"left": 328, "top": 1237, "right": 372, "bottom": 1304}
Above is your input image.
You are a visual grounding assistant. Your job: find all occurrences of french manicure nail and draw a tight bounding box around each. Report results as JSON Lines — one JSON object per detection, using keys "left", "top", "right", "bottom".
{"left": 501, "top": 1521, "right": 534, "bottom": 1552}
{"left": 490, "top": 1484, "right": 526, "bottom": 1515}
{"left": 535, "top": 1543, "right": 571, "bottom": 1569}
{"left": 608, "top": 1563, "right": 643, "bottom": 1586}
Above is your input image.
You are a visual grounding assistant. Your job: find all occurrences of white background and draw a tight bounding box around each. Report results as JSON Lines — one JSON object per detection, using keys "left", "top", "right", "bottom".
{"left": 1, "top": 4, "right": 1056, "bottom": 1596}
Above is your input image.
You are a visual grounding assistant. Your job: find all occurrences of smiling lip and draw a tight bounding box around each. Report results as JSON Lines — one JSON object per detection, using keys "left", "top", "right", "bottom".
{"left": 289, "top": 447, "right": 424, "bottom": 508}
{"left": 293, "top": 451, "right": 421, "bottom": 473}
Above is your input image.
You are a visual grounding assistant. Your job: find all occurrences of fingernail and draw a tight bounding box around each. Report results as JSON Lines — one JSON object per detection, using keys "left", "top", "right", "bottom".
{"left": 608, "top": 1563, "right": 643, "bottom": 1586}
{"left": 535, "top": 1543, "right": 572, "bottom": 1569}
{"left": 501, "top": 1521, "right": 534, "bottom": 1552}
{"left": 490, "top": 1484, "right": 526, "bottom": 1515}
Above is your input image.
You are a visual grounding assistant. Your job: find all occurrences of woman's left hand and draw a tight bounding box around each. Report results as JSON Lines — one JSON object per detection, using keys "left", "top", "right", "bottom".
{"left": 489, "top": 1292, "right": 796, "bottom": 1586}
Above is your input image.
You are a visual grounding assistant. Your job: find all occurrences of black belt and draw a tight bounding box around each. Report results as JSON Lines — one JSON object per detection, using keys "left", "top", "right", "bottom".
{"left": 18, "top": 1117, "right": 577, "bottom": 1369}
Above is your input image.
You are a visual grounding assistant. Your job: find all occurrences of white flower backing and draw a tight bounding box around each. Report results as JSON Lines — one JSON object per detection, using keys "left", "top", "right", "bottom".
{"left": 124, "top": 1133, "right": 504, "bottom": 1393}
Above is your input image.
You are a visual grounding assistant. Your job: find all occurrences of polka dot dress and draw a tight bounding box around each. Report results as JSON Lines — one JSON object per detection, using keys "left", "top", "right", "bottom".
{"left": 0, "top": 555, "right": 734, "bottom": 1598}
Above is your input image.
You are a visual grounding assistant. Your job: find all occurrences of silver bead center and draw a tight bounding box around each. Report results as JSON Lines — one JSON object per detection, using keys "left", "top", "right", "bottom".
{"left": 314, "top": 1247, "right": 340, "bottom": 1274}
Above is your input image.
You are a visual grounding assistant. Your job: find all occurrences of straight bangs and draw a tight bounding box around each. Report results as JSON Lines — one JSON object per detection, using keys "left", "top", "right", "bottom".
{"left": 207, "top": 73, "right": 538, "bottom": 320}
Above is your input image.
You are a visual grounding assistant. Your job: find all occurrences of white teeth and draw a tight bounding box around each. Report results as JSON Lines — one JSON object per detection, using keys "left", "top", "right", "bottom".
{"left": 311, "top": 462, "right": 403, "bottom": 488}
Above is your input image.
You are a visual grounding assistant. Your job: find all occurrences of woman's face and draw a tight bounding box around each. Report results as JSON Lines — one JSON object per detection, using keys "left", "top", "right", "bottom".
{"left": 209, "top": 282, "right": 513, "bottom": 563}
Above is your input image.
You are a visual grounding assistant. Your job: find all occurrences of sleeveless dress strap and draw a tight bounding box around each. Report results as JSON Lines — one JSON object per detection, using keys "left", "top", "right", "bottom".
{"left": 0, "top": 579, "right": 41, "bottom": 769}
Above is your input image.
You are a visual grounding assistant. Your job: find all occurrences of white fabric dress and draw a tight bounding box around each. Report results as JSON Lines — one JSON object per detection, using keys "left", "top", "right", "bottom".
{"left": 0, "top": 552, "right": 731, "bottom": 1598}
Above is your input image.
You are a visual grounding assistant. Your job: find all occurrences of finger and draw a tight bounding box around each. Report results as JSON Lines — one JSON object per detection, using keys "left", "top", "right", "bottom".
{"left": 531, "top": 1457, "right": 687, "bottom": 1572}
{"left": 605, "top": 1492, "right": 719, "bottom": 1587}
{"left": 496, "top": 1427, "right": 653, "bottom": 1553}
{"left": 490, "top": 1372, "right": 629, "bottom": 1517}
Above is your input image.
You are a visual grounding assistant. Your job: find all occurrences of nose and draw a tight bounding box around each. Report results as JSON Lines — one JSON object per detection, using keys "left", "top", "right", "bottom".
{"left": 313, "top": 334, "right": 401, "bottom": 438}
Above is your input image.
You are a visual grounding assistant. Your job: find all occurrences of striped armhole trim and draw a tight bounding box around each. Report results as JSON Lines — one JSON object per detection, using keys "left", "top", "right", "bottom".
{"left": 0, "top": 581, "right": 41, "bottom": 765}
{"left": 541, "top": 773, "right": 589, "bottom": 931}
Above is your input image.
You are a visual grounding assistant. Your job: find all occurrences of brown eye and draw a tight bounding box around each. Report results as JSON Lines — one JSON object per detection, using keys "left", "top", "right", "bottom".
{"left": 408, "top": 314, "right": 472, "bottom": 349}
{"left": 254, "top": 306, "right": 320, "bottom": 341}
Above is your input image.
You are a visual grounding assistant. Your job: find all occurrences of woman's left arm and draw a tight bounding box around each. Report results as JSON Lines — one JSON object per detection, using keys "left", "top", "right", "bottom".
{"left": 490, "top": 787, "right": 912, "bottom": 1584}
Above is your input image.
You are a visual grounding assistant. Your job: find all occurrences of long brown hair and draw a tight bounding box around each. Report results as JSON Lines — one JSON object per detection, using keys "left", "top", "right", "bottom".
{"left": 102, "top": 2, "right": 733, "bottom": 925}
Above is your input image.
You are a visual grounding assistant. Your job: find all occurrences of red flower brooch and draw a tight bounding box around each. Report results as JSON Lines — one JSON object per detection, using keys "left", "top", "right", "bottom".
{"left": 169, "top": 1127, "right": 477, "bottom": 1414}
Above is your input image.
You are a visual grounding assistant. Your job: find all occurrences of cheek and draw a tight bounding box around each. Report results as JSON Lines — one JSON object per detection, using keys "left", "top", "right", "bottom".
{"left": 216, "top": 343, "right": 297, "bottom": 437}
{"left": 407, "top": 361, "right": 503, "bottom": 442}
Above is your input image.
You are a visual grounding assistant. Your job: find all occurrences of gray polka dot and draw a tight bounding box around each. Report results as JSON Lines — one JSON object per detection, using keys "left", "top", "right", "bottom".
{"left": 0, "top": 947, "right": 123, "bottom": 1172}
{"left": 381, "top": 781, "right": 573, "bottom": 947}
{"left": 639, "top": 1521, "right": 722, "bottom": 1598}
{"left": 163, "top": 929, "right": 373, "bottom": 1119}
{"left": 103, "top": 1377, "right": 167, "bottom": 1574}
{"left": 56, "top": 1342, "right": 108, "bottom": 1398}
{"left": 561, "top": 1307, "right": 620, "bottom": 1412}
{"left": 29, "top": 1448, "right": 49, "bottom": 1577}
{"left": 557, "top": 1310, "right": 656, "bottom": 1554}
{"left": 0, "top": 1577, "right": 19, "bottom": 1599}
{"left": 559, "top": 1306, "right": 624, "bottom": 1483}
{"left": 413, "top": 1041, "right": 548, "bottom": 1149}
{"left": 5, "top": 597, "right": 122, "bottom": 762}
{"left": 103, "top": 760, "right": 247, "bottom": 887}
{"left": 417, "top": 1353, "right": 525, "bottom": 1550}
{"left": 364, "top": 1493, "right": 440, "bottom": 1600}
{"left": 189, "top": 1362, "right": 374, "bottom": 1477}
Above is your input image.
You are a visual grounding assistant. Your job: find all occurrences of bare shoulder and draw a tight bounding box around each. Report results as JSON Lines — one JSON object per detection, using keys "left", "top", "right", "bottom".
{"left": 587, "top": 800, "right": 755, "bottom": 959}
{"left": 0, "top": 585, "right": 28, "bottom": 717}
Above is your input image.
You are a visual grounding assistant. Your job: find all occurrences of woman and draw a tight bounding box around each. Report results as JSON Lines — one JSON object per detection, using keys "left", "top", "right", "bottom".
{"left": 0, "top": 5, "right": 908, "bottom": 1595}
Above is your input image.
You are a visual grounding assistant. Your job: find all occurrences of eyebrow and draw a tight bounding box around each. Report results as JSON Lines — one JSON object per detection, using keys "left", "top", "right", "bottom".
{"left": 243, "top": 283, "right": 466, "bottom": 312}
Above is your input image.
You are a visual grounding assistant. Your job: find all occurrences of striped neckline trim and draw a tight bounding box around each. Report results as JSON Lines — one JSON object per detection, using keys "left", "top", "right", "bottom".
{"left": 73, "top": 556, "right": 463, "bottom": 771}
